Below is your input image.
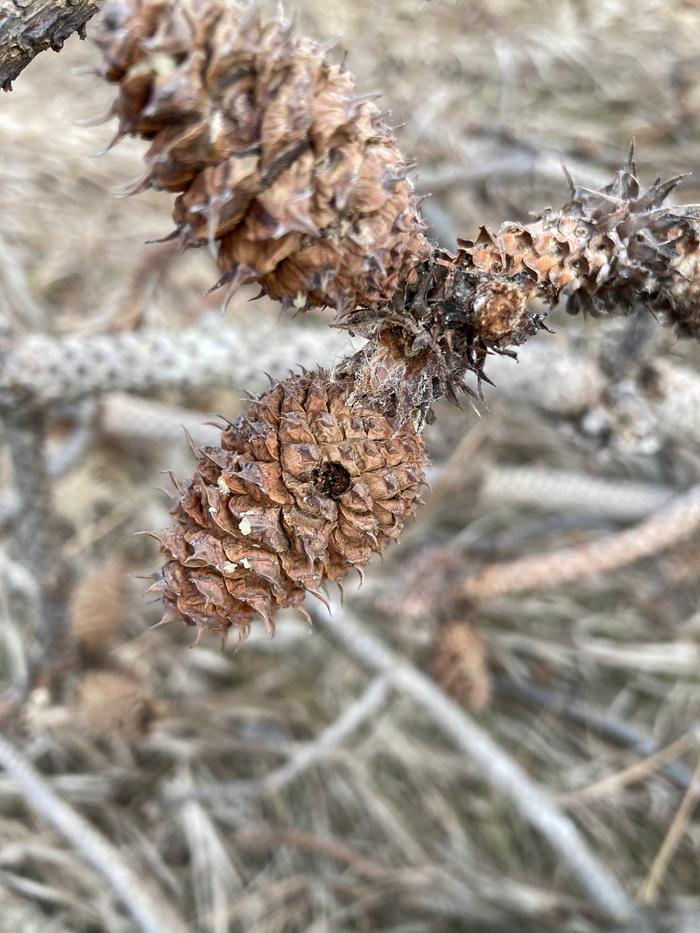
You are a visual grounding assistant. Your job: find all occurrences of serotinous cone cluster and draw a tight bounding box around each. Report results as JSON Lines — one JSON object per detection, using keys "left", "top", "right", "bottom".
{"left": 94, "top": 0, "right": 700, "bottom": 645}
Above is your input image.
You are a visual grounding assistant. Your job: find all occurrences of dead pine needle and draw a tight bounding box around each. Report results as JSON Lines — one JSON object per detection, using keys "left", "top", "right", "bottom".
{"left": 314, "top": 602, "right": 635, "bottom": 923}
{"left": 638, "top": 759, "right": 700, "bottom": 905}
{"left": 0, "top": 734, "right": 188, "bottom": 933}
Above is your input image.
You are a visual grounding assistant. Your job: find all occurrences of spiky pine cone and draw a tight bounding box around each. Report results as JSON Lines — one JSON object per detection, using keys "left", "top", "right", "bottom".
{"left": 461, "top": 150, "right": 700, "bottom": 339}
{"left": 345, "top": 154, "right": 700, "bottom": 425}
{"left": 94, "top": 0, "right": 429, "bottom": 314}
{"left": 152, "top": 370, "right": 427, "bottom": 642}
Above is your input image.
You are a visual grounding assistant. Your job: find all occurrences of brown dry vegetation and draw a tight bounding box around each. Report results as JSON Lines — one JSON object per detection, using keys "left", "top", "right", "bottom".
{"left": 1, "top": 1, "right": 700, "bottom": 931}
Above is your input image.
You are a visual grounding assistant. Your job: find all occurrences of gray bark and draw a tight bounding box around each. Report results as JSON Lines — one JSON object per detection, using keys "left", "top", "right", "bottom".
{"left": 0, "top": 0, "right": 99, "bottom": 90}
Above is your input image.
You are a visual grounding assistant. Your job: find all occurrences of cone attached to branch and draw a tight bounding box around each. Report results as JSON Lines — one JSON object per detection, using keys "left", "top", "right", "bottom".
{"left": 346, "top": 153, "right": 700, "bottom": 424}
{"left": 461, "top": 149, "right": 700, "bottom": 339}
{"left": 94, "top": 0, "right": 429, "bottom": 313}
{"left": 152, "top": 369, "right": 428, "bottom": 643}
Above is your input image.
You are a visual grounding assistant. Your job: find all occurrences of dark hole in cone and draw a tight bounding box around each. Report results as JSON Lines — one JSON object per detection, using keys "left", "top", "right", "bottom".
{"left": 314, "top": 461, "right": 352, "bottom": 500}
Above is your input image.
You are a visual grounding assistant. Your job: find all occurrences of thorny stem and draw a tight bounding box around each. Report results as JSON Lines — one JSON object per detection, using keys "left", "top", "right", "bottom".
{"left": 0, "top": 734, "right": 188, "bottom": 933}
{"left": 314, "top": 602, "right": 635, "bottom": 922}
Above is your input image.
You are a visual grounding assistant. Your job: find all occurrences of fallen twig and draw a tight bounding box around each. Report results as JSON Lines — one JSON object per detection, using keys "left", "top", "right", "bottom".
{"left": 0, "top": 734, "right": 188, "bottom": 933}
{"left": 314, "top": 603, "right": 635, "bottom": 922}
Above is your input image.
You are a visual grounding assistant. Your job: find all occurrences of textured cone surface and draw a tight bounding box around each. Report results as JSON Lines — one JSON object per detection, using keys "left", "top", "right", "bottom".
{"left": 461, "top": 155, "right": 700, "bottom": 338}
{"left": 94, "top": 0, "right": 429, "bottom": 313}
{"left": 347, "top": 158, "right": 700, "bottom": 424}
{"left": 69, "top": 558, "right": 127, "bottom": 658}
{"left": 155, "top": 370, "right": 427, "bottom": 640}
{"left": 72, "top": 669, "right": 157, "bottom": 741}
{"left": 432, "top": 616, "right": 491, "bottom": 711}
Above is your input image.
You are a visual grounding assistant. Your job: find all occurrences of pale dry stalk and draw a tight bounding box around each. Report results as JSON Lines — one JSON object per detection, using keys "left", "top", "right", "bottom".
{"left": 3, "top": 412, "right": 72, "bottom": 684}
{"left": 639, "top": 759, "right": 700, "bottom": 905}
{"left": 460, "top": 485, "right": 700, "bottom": 603}
{"left": 165, "top": 673, "right": 393, "bottom": 805}
{"left": 480, "top": 466, "right": 673, "bottom": 521}
{"left": 495, "top": 677, "right": 696, "bottom": 793}
{"left": 0, "top": 733, "right": 188, "bottom": 933}
{"left": 314, "top": 602, "right": 635, "bottom": 922}
{"left": 0, "top": 323, "right": 349, "bottom": 410}
{"left": 559, "top": 734, "right": 695, "bottom": 807}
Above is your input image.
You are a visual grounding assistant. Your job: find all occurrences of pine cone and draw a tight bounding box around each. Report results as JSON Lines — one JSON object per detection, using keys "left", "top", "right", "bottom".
{"left": 94, "top": 0, "right": 429, "bottom": 313}
{"left": 461, "top": 152, "right": 700, "bottom": 339}
{"left": 152, "top": 370, "right": 427, "bottom": 643}
{"left": 72, "top": 669, "right": 157, "bottom": 741}
{"left": 432, "top": 614, "right": 491, "bottom": 711}
{"left": 69, "top": 557, "right": 127, "bottom": 659}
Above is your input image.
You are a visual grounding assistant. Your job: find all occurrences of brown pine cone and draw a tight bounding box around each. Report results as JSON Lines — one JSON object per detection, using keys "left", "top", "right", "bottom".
{"left": 152, "top": 370, "right": 428, "bottom": 643}
{"left": 69, "top": 557, "right": 127, "bottom": 659}
{"left": 94, "top": 0, "right": 429, "bottom": 313}
{"left": 461, "top": 151, "right": 700, "bottom": 339}
{"left": 432, "top": 614, "right": 491, "bottom": 711}
{"left": 71, "top": 669, "right": 157, "bottom": 741}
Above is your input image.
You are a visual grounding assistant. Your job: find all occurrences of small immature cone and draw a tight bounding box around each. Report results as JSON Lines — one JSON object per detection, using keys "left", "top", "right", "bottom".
{"left": 69, "top": 558, "right": 127, "bottom": 659}
{"left": 432, "top": 614, "right": 491, "bottom": 711}
{"left": 94, "top": 0, "right": 429, "bottom": 313}
{"left": 71, "top": 669, "right": 157, "bottom": 741}
{"left": 153, "top": 370, "right": 428, "bottom": 643}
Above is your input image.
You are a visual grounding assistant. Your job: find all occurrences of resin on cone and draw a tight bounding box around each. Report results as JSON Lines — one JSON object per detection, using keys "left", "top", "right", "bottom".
{"left": 152, "top": 370, "right": 428, "bottom": 643}
{"left": 94, "top": 0, "right": 429, "bottom": 313}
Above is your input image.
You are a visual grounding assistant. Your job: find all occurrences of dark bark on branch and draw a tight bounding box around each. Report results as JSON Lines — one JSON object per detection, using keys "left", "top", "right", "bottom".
{"left": 0, "top": 0, "right": 99, "bottom": 90}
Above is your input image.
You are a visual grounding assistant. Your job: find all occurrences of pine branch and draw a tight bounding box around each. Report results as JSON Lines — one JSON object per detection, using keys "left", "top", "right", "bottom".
{"left": 90, "top": 0, "right": 700, "bottom": 425}
{"left": 0, "top": 0, "right": 99, "bottom": 90}
{"left": 459, "top": 484, "right": 700, "bottom": 603}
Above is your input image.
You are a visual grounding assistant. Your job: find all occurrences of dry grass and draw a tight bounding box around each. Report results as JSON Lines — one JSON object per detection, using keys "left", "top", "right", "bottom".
{"left": 1, "top": 1, "right": 700, "bottom": 930}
